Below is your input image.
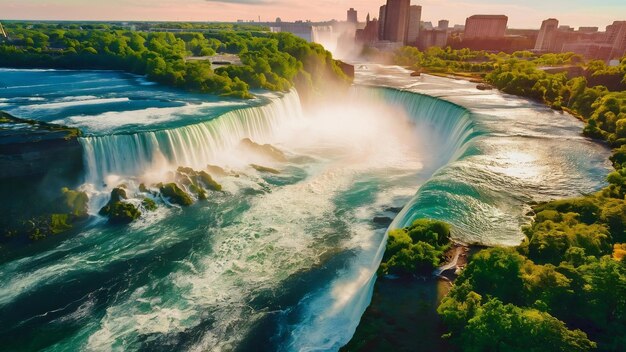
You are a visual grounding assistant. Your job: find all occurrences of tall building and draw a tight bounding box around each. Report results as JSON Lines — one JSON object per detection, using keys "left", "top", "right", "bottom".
{"left": 534, "top": 18, "right": 559, "bottom": 52}
{"left": 464, "top": 15, "right": 508, "bottom": 39}
{"left": 357, "top": 14, "right": 380, "bottom": 44}
{"left": 438, "top": 20, "right": 449, "bottom": 30}
{"left": 347, "top": 8, "right": 358, "bottom": 24}
{"left": 607, "top": 21, "right": 626, "bottom": 59}
{"left": 530, "top": 18, "right": 625, "bottom": 60}
{"left": 378, "top": 5, "right": 387, "bottom": 40}
{"left": 579, "top": 27, "right": 599, "bottom": 33}
{"left": 383, "top": 0, "right": 411, "bottom": 43}
{"left": 419, "top": 29, "right": 448, "bottom": 49}
{"left": 406, "top": 5, "right": 422, "bottom": 45}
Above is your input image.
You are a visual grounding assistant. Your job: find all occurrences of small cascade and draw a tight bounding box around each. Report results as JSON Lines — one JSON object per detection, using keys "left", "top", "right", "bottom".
{"left": 79, "top": 90, "right": 303, "bottom": 185}
{"left": 288, "top": 87, "right": 481, "bottom": 351}
{"left": 354, "top": 87, "right": 478, "bottom": 170}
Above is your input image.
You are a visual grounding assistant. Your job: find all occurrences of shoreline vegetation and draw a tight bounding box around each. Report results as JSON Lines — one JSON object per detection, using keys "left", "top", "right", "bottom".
{"left": 0, "top": 22, "right": 352, "bottom": 100}
{"left": 348, "top": 47, "right": 626, "bottom": 351}
{"left": 343, "top": 221, "right": 473, "bottom": 352}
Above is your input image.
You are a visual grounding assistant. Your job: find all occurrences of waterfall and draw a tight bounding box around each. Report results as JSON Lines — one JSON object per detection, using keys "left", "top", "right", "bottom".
{"left": 288, "top": 87, "right": 481, "bottom": 351}
{"left": 351, "top": 88, "right": 478, "bottom": 346}
{"left": 79, "top": 90, "right": 303, "bottom": 185}
{"left": 3, "top": 69, "right": 612, "bottom": 352}
{"left": 357, "top": 87, "right": 477, "bottom": 169}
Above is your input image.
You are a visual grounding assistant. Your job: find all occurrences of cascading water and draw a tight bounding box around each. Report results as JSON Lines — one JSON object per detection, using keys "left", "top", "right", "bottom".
{"left": 355, "top": 87, "right": 478, "bottom": 171}
{"left": 281, "top": 87, "right": 480, "bottom": 351}
{"left": 0, "top": 68, "right": 612, "bottom": 352}
{"left": 80, "top": 90, "right": 303, "bottom": 185}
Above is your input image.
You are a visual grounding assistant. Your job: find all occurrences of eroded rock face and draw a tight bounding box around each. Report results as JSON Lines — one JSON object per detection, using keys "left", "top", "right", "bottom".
{"left": 0, "top": 112, "right": 86, "bottom": 243}
{"left": 1, "top": 186, "right": 91, "bottom": 243}
{"left": 0, "top": 111, "right": 83, "bottom": 181}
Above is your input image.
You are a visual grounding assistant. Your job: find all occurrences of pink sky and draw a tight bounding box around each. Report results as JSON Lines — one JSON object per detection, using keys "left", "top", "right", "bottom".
{"left": 2, "top": 0, "right": 625, "bottom": 29}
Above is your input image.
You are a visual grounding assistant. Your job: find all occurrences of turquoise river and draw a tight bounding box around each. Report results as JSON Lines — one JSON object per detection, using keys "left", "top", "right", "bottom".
{"left": 0, "top": 66, "right": 612, "bottom": 351}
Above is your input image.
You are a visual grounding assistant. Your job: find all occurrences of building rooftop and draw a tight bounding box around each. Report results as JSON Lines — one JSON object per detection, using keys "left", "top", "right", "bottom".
{"left": 467, "top": 15, "right": 508, "bottom": 19}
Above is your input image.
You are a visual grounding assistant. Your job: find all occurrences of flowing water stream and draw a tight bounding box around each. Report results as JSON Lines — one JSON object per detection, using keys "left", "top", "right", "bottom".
{"left": 0, "top": 66, "right": 611, "bottom": 351}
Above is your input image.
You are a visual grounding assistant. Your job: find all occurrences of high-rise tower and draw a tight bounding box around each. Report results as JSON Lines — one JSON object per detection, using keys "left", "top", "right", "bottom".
{"left": 347, "top": 8, "right": 358, "bottom": 24}
{"left": 406, "top": 5, "right": 422, "bottom": 44}
{"left": 464, "top": 15, "right": 508, "bottom": 39}
{"left": 534, "top": 18, "right": 559, "bottom": 52}
{"left": 378, "top": 5, "right": 387, "bottom": 40}
{"left": 0, "top": 22, "right": 7, "bottom": 39}
{"left": 382, "top": 0, "right": 411, "bottom": 43}
{"left": 607, "top": 21, "right": 626, "bottom": 59}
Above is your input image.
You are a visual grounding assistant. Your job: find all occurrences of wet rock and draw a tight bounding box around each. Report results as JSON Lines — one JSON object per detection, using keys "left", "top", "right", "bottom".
{"left": 99, "top": 188, "right": 141, "bottom": 224}
{"left": 240, "top": 138, "right": 287, "bottom": 162}
{"left": 142, "top": 198, "right": 158, "bottom": 211}
{"left": 373, "top": 216, "right": 394, "bottom": 228}
{"left": 190, "top": 184, "right": 208, "bottom": 200}
{"left": 251, "top": 164, "right": 280, "bottom": 174}
{"left": 476, "top": 83, "right": 493, "bottom": 91}
{"left": 207, "top": 164, "right": 228, "bottom": 177}
{"left": 159, "top": 183, "right": 193, "bottom": 206}
{"left": 198, "top": 171, "right": 222, "bottom": 191}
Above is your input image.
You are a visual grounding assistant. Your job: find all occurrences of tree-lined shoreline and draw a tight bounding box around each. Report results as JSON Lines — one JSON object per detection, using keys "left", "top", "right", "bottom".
{"left": 0, "top": 22, "right": 351, "bottom": 99}
{"left": 347, "top": 48, "right": 626, "bottom": 351}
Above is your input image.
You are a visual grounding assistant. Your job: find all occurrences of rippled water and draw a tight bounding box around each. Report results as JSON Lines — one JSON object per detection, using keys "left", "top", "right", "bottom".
{"left": 0, "top": 67, "right": 611, "bottom": 351}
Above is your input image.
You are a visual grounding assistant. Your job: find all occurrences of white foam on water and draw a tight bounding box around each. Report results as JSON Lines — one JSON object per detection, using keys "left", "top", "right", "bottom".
{"left": 21, "top": 97, "right": 130, "bottom": 110}
{"left": 58, "top": 100, "right": 245, "bottom": 133}
{"left": 136, "top": 77, "right": 158, "bottom": 86}
{"left": 0, "top": 68, "right": 63, "bottom": 72}
{"left": 77, "top": 89, "right": 427, "bottom": 351}
{"left": 57, "top": 95, "right": 99, "bottom": 102}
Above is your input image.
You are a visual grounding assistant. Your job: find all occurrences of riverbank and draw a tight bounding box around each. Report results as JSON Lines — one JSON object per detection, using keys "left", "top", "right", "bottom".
{"left": 341, "top": 276, "right": 453, "bottom": 352}
{"left": 346, "top": 64, "right": 620, "bottom": 351}
{"left": 0, "top": 111, "right": 87, "bottom": 250}
{"left": 343, "top": 242, "right": 476, "bottom": 351}
{"left": 379, "top": 50, "right": 625, "bottom": 349}
{"left": 422, "top": 70, "right": 486, "bottom": 84}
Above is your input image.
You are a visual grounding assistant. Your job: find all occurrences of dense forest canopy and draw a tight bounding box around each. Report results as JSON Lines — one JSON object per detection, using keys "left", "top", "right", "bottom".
{"left": 0, "top": 22, "right": 350, "bottom": 98}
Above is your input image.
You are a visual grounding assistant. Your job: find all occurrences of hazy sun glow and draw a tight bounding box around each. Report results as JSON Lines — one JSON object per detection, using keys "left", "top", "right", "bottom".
{"left": 3, "top": 0, "right": 625, "bottom": 29}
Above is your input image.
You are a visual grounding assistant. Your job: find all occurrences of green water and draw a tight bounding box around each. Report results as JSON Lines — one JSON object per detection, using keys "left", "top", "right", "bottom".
{"left": 0, "top": 67, "right": 612, "bottom": 351}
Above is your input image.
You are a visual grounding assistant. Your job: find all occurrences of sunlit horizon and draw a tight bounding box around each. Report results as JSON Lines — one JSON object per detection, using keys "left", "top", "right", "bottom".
{"left": 2, "top": 0, "right": 625, "bottom": 29}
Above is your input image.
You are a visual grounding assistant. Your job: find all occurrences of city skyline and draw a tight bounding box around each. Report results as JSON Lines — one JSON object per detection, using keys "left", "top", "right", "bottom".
{"left": 2, "top": 0, "right": 626, "bottom": 29}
